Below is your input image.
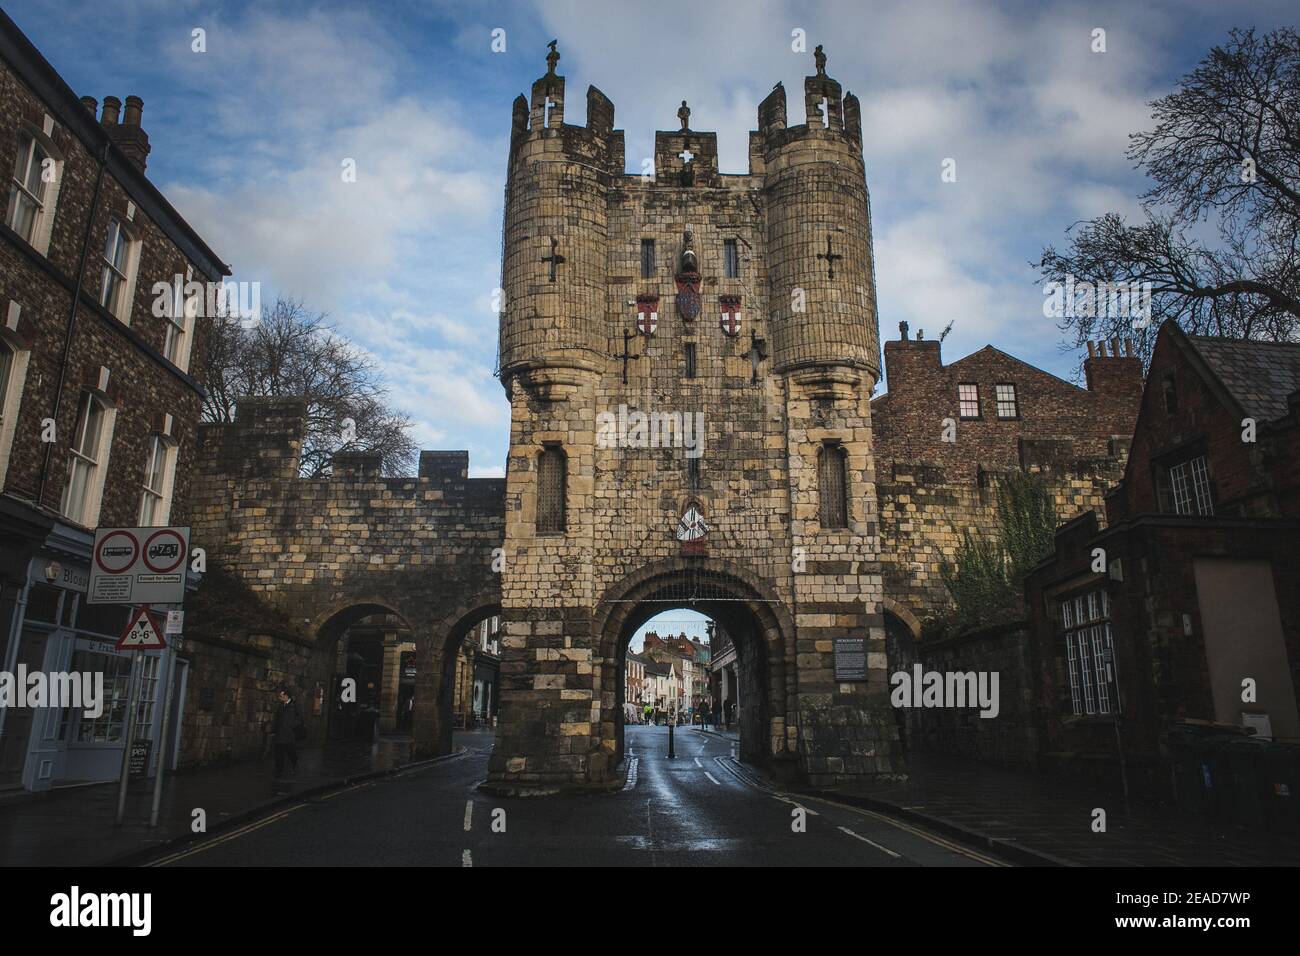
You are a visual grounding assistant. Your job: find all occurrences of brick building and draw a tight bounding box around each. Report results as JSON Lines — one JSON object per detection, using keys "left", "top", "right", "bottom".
{"left": 1023, "top": 322, "right": 1300, "bottom": 791}
{"left": 872, "top": 325, "right": 1143, "bottom": 629}
{"left": 0, "top": 11, "right": 228, "bottom": 790}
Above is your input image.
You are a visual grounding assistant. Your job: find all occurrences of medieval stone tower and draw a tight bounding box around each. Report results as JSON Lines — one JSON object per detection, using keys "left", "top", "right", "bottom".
{"left": 488, "top": 43, "right": 895, "bottom": 791}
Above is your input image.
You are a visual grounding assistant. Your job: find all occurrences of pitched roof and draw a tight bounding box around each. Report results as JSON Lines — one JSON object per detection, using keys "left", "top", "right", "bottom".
{"left": 1185, "top": 335, "right": 1300, "bottom": 423}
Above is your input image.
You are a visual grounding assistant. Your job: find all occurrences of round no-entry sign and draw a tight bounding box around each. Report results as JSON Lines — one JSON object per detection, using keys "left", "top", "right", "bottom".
{"left": 143, "top": 528, "right": 187, "bottom": 574}
{"left": 94, "top": 530, "right": 139, "bottom": 574}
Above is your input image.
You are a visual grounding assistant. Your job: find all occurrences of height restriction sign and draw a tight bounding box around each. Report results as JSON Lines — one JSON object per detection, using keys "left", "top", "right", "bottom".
{"left": 89, "top": 526, "right": 190, "bottom": 605}
{"left": 116, "top": 606, "right": 167, "bottom": 651}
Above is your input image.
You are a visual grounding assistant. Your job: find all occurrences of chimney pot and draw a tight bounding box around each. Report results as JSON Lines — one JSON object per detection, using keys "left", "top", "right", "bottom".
{"left": 101, "top": 95, "right": 121, "bottom": 126}
{"left": 1087, "top": 341, "right": 1097, "bottom": 359}
{"left": 1124, "top": 338, "right": 1134, "bottom": 357}
{"left": 80, "top": 95, "right": 98, "bottom": 115}
{"left": 1110, "top": 336, "right": 1121, "bottom": 358}
{"left": 122, "top": 95, "right": 143, "bottom": 127}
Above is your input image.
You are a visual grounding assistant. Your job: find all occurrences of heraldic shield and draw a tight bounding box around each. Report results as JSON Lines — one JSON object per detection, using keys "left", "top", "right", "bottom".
{"left": 675, "top": 272, "right": 702, "bottom": 322}
{"left": 720, "top": 295, "right": 742, "bottom": 336}
{"left": 636, "top": 294, "right": 659, "bottom": 335}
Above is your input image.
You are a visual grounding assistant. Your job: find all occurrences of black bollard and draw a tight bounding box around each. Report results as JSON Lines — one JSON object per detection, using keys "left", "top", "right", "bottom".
{"left": 668, "top": 718, "right": 676, "bottom": 759}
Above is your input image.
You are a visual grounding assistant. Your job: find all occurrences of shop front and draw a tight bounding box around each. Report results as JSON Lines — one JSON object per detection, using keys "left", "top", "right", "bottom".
{"left": 0, "top": 513, "right": 185, "bottom": 792}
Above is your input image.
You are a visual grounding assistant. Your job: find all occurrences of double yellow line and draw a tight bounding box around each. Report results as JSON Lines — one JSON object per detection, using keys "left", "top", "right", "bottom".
{"left": 146, "top": 782, "right": 374, "bottom": 866}
{"left": 797, "top": 793, "right": 1012, "bottom": 867}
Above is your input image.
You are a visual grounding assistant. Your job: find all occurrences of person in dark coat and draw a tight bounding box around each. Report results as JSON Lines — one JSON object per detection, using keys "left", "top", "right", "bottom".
{"left": 271, "top": 685, "right": 303, "bottom": 777}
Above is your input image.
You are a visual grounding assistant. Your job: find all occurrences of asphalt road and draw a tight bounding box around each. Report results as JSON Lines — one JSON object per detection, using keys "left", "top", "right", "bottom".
{"left": 146, "top": 726, "right": 1011, "bottom": 867}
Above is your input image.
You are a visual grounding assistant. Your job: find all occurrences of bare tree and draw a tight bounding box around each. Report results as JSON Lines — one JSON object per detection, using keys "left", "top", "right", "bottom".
{"left": 1038, "top": 27, "right": 1300, "bottom": 364}
{"left": 202, "top": 297, "right": 417, "bottom": 477}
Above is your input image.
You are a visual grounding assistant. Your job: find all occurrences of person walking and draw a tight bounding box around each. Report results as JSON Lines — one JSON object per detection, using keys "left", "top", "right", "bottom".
{"left": 271, "top": 684, "right": 304, "bottom": 777}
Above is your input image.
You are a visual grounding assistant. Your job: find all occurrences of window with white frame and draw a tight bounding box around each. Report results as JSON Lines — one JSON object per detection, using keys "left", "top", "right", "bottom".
{"left": 138, "top": 434, "right": 176, "bottom": 525}
{"left": 61, "top": 392, "right": 110, "bottom": 525}
{"left": 1167, "top": 454, "right": 1214, "bottom": 516}
{"left": 162, "top": 272, "right": 196, "bottom": 370}
{"left": 0, "top": 337, "right": 27, "bottom": 486}
{"left": 995, "top": 383, "right": 1018, "bottom": 418}
{"left": 958, "top": 382, "right": 980, "bottom": 418}
{"left": 99, "top": 218, "right": 138, "bottom": 321}
{"left": 1061, "top": 589, "right": 1115, "bottom": 716}
{"left": 6, "top": 129, "right": 58, "bottom": 250}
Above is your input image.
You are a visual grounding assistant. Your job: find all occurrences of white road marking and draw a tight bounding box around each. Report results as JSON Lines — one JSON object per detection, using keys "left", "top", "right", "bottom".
{"left": 837, "top": 825, "right": 902, "bottom": 858}
{"left": 462, "top": 849, "right": 472, "bottom": 867}
{"left": 772, "top": 794, "right": 818, "bottom": 815}
{"left": 694, "top": 757, "right": 703, "bottom": 768}
{"left": 704, "top": 772, "right": 721, "bottom": 786}
{"left": 623, "top": 756, "right": 640, "bottom": 791}
{"left": 463, "top": 800, "right": 473, "bottom": 832}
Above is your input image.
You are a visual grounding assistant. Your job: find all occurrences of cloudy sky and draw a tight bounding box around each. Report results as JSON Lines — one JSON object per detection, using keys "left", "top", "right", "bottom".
{"left": 8, "top": 0, "right": 1294, "bottom": 476}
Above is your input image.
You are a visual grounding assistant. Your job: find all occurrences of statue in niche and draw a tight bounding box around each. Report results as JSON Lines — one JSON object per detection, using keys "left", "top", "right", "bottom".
{"left": 680, "top": 229, "right": 698, "bottom": 274}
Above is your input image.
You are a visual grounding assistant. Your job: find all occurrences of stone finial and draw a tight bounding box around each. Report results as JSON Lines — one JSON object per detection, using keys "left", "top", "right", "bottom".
{"left": 814, "top": 44, "right": 827, "bottom": 76}
{"left": 546, "top": 39, "right": 560, "bottom": 75}
{"left": 678, "top": 99, "right": 691, "bottom": 131}
{"left": 899, "top": 321, "right": 909, "bottom": 340}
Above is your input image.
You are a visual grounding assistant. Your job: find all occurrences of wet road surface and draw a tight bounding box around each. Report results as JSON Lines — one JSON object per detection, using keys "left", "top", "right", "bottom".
{"left": 147, "top": 726, "right": 1011, "bottom": 866}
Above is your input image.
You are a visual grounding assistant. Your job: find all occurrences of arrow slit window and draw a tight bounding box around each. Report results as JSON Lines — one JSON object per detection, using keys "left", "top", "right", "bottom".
{"left": 537, "top": 445, "right": 566, "bottom": 533}
{"left": 640, "top": 239, "right": 655, "bottom": 278}
{"left": 818, "top": 441, "right": 848, "bottom": 529}
{"left": 723, "top": 239, "right": 739, "bottom": 278}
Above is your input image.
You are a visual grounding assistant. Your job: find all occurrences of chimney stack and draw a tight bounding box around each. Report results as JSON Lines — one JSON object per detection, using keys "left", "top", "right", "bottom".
{"left": 102, "top": 94, "right": 151, "bottom": 171}
{"left": 80, "top": 96, "right": 97, "bottom": 115}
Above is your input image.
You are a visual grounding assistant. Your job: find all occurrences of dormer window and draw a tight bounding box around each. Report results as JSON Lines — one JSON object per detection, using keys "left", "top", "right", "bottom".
{"left": 1168, "top": 454, "right": 1214, "bottom": 516}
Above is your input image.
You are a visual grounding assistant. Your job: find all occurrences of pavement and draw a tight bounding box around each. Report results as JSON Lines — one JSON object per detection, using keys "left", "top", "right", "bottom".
{"left": 803, "top": 749, "right": 1300, "bottom": 867}
{"left": 0, "top": 732, "right": 459, "bottom": 867}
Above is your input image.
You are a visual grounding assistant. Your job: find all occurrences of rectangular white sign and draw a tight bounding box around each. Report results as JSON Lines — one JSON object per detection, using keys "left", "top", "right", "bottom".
{"left": 88, "top": 526, "right": 191, "bottom": 606}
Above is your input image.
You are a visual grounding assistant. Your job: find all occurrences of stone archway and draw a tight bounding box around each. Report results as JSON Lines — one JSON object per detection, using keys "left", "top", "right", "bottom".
{"left": 412, "top": 597, "right": 502, "bottom": 758}
{"left": 593, "top": 557, "right": 796, "bottom": 777}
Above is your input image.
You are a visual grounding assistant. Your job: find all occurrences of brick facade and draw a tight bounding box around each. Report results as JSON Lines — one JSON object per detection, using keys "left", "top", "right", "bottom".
{"left": 0, "top": 10, "right": 228, "bottom": 790}
{"left": 873, "top": 331, "right": 1142, "bottom": 624}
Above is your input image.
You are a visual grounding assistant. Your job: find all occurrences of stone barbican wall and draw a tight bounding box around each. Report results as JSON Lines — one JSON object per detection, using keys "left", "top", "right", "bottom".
{"left": 878, "top": 458, "right": 1128, "bottom": 622}
{"left": 182, "top": 397, "right": 504, "bottom": 759}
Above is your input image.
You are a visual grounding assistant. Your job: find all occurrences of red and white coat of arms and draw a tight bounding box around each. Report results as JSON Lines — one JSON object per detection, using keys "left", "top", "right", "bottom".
{"left": 720, "top": 295, "right": 742, "bottom": 336}
{"left": 636, "top": 295, "right": 659, "bottom": 335}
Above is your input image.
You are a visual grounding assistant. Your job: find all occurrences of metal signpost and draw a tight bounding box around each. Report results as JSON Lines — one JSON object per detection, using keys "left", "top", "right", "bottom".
{"left": 92, "top": 528, "right": 189, "bottom": 826}
{"left": 112, "top": 606, "right": 167, "bottom": 826}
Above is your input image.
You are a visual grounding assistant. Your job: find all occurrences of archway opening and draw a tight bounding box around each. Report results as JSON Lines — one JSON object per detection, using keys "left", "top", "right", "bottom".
{"left": 599, "top": 563, "right": 789, "bottom": 774}
{"left": 316, "top": 605, "right": 418, "bottom": 744}
{"left": 436, "top": 612, "right": 502, "bottom": 753}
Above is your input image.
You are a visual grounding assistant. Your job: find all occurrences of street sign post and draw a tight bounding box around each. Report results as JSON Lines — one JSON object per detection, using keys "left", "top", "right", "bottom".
{"left": 89, "top": 526, "right": 190, "bottom": 606}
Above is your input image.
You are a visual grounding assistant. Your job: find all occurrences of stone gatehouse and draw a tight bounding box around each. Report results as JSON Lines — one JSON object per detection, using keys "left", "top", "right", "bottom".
{"left": 182, "top": 45, "right": 1142, "bottom": 791}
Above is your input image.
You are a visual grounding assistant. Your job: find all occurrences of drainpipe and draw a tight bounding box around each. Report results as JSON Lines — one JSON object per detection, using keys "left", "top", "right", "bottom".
{"left": 36, "top": 138, "right": 110, "bottom": 508}
{"left": 0, "top": 580, "right": 32, "bottom": 738}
